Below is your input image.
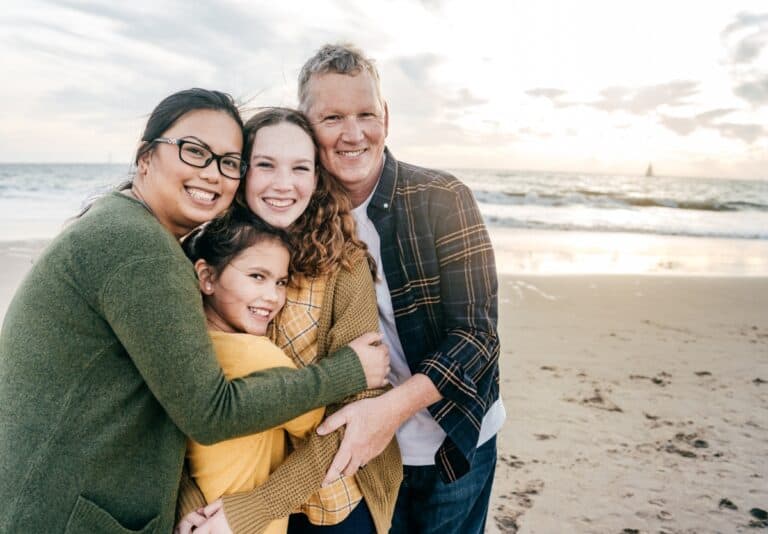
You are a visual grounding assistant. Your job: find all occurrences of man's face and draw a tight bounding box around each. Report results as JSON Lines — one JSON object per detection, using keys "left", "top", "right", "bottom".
{"left": 304, "top": 71, "right": 388, "bottom": 203}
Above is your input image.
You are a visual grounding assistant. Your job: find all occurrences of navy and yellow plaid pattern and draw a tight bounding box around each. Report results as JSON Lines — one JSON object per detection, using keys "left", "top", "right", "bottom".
{"left": 368, "top": 149, "right": 500, "bottom": 483}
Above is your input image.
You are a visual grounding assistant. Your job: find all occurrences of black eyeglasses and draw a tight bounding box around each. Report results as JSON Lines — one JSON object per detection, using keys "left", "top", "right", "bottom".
{"left": 153, "top": 137, "right": 247, "bottom": 180}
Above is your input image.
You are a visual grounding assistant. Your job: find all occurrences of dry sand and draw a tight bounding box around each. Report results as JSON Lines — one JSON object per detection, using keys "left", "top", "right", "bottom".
{"left": 2, "top": 241, "right": 767, "bottom": 533}
{"left": 490, "top": 275, "right": 768, "bottom": 533}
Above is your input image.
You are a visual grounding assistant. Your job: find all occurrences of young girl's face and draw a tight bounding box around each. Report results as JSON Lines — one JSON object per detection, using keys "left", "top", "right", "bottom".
{"left": 245, "top": 122, "right": 318, "bottom": 229}
{"left": 198, "top": 240, "right": 290, "bottom": 336}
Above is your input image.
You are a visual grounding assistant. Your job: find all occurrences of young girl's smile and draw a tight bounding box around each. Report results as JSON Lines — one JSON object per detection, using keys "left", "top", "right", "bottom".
{"left": 198, "top": 240, "right": 290, "bottom": 336}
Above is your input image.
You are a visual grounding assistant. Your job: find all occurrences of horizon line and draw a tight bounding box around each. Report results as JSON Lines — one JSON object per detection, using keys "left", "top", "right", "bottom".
{"left": 0, "top": 161, "right": 764, "bottom": 182}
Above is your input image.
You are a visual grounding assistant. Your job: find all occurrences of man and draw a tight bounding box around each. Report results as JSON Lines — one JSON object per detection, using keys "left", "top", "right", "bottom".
{"left": 303, "top": 44, "right": 505, "bottom": 533}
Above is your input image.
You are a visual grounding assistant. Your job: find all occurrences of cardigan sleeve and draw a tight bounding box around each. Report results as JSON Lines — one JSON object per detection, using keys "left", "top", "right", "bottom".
{"left": 219, "top": 253, "right": 386, "bottom": 534}
{"left": 100, "top": 254, "right": 367, "bottom": 445}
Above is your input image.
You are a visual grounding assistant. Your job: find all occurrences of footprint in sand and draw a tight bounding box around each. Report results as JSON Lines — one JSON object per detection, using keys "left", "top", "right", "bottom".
{"left": 500, "top": 454, "right": 525, "bottom": 469}
{"left": 575, "top": 388, "right": 623, "bottom": 412}
{"left": 629, "top": 372, "right": 671, "bottom": 387}
{"left": 493, "top": 511, "right": 519, "bottom": 533}
{"left": 493, "top": 480, "right": 545, "bottom": 533}
{"left": 658, "top": 431, "right": 714, "bottom": 458}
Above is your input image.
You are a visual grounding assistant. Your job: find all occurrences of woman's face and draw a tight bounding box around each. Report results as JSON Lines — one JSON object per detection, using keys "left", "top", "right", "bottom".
{"left": 137, "top": 109, "right": 243, "bottom": 238}
{"left": 244, "top": 122, "right": 318, "bottom": 229}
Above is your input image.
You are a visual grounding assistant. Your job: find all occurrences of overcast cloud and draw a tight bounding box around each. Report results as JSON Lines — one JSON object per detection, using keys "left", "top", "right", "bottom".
{"left": 1, "top": 0, "right": 767, "bottom": 178}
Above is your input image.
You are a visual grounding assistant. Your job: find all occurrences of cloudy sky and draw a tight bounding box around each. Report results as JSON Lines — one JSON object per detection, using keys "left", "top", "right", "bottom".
{"left": 1, "top": 0, "right": 767, "bottom": 179}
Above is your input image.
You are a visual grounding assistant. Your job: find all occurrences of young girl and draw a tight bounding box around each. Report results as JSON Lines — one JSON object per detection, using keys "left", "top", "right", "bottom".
{"left": 182, "top": 210, "right": 324, "bottom": 534}
{"left": 177, "top": 108, "right": 402, "bottom": 534}
{"left": 0, "top": 90, "right": 388, "bottom": 533}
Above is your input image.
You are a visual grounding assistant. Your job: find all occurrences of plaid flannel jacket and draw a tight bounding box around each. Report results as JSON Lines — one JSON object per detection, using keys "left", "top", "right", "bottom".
{"left": 368, "top": 149, "right": 500, "bottom": 483}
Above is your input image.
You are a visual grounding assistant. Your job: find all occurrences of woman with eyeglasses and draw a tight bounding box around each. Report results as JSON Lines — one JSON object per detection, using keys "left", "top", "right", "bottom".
{"left": 0, "top": 89, "right": 388, "bottom": 533}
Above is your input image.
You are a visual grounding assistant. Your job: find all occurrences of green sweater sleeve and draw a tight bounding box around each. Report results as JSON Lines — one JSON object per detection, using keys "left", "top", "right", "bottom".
{"left": 100, "top": 254, "right": 367, "bottom": 445}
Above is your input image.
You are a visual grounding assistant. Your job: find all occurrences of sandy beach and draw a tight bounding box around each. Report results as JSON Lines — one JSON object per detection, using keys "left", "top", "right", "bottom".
{"left": 2, "top": 236, "right": 767, "bottom": 533}
{"left": 490, "top": 274, "right": 768, "bottom": 533}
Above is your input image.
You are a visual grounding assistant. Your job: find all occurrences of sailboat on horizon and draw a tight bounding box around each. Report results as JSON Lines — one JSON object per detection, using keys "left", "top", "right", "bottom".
{"left": 645, "top": 163, "right": 654, "bottom": 177}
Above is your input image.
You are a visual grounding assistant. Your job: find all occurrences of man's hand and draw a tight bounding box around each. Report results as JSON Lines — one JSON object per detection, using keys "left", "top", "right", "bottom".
{"left": 318, "top": 374, "right": 442, "bottom": 485}
{"left": 317, "top": 395, "right": 401, "bottom": 486}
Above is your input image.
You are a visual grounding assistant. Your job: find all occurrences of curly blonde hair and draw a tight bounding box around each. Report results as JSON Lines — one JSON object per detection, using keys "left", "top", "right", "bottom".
{"left": 235, "top": 107, "right": 373, "bottom": 277}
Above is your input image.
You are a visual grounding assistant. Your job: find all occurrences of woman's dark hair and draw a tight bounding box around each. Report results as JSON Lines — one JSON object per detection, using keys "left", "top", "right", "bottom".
{"left": 133, "top": 88, "right": 244, "bottom": 166}
{"left": 74, "top": 89, "right": 244, "bottom": 220}
{"left": 236, "top": 107, "right": 373, "bottom": 277}
{"left": 182, "top": 206, "right": 292, "bottom": 276}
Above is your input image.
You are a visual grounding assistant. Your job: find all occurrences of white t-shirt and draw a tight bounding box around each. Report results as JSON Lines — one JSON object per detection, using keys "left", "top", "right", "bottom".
{"left": 352, "top": 186, "right": 506, "bottom": 466}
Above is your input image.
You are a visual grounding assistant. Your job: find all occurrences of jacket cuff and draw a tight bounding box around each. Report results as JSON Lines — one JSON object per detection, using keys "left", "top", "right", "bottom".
{"left": 222, "top": 493, "right": 270, "bottom": 534}
{"left": 319, "top": 345, "right": 368, "bottom": 398}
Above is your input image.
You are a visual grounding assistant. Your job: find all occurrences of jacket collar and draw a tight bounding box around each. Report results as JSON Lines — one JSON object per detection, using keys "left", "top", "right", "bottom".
{"left": 368, "top": 147, "right": 397, "bottom": 212}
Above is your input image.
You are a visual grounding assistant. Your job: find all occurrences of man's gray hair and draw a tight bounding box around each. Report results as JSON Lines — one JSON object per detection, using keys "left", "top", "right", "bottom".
{"left": 297, "top": 43, "right": 383, "bottom": 112}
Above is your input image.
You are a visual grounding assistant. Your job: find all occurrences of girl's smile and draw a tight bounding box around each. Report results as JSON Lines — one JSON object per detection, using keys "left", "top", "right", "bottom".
{"left": 198, "top": 240, "right": 290, "bottom": 336}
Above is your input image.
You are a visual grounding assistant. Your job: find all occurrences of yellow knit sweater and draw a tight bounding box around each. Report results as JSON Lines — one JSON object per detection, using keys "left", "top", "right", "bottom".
{"left": 187, "top": 332, "right": 325, "bottom": 534}
{"left": 177, "top": 247, "right": 402, "bottom": 534}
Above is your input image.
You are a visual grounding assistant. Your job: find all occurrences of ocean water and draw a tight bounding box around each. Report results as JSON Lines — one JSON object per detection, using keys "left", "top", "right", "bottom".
{"left": 459, "top": 169, "right": 768, "bottom": 240}
{"left": 1, "top": 163, "right": 767, "bottom": 241}
{"left": 0, "top": 164, "right": 130, "bottom": 239}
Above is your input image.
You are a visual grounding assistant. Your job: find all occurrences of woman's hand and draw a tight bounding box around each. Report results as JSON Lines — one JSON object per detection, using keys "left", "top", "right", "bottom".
{"left": 348, "top": 332, "right": 390, "bottom": 389}
{"left": 174, "top": 500, "right": 232, "bottom": 534}
{"left": 174, "top": 509, "right": 206, "bottom": 534}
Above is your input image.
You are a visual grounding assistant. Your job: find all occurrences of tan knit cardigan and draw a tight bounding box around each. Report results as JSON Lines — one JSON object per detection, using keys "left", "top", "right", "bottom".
{"left": 177, "top": 247, "right": 403, "bottom": 534}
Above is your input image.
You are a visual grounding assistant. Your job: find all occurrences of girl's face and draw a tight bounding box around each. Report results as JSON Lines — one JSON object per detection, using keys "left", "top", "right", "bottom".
{"left": 196, "top": 240, "right": 290, "bottom": 336}
{"left": 137, "top": 109, "right": 243, "bottom": 238}
{"left": 245, "top": 122, "right": 318, "bottom": 229}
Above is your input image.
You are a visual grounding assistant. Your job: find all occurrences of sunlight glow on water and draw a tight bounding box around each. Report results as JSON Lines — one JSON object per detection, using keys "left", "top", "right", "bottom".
{"left": 490, "top": 229, "right": 768, "bottom": 276}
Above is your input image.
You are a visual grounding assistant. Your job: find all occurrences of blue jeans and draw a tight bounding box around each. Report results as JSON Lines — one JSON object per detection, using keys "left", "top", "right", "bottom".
{"left": 287, "top": 498, "right": 375, "bottom": 534}
{"left": 390, "top": 436, "right": 497, "bottom": 534}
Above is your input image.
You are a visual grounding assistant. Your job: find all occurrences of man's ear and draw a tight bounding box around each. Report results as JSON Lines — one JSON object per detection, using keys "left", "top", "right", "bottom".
{"left": 194, "top": 259, "right": 216, "bottom": 295}
{"left": 383, "top": 100, "right": 389, "bottom": 137}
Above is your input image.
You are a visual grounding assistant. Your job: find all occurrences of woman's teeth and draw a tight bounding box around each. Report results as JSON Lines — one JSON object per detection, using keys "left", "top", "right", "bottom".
{"left": 186, "top": 188, "right": 215, "bottom": 202}
{"left": 264, "top": 198, "right": 294, "bottom": 208}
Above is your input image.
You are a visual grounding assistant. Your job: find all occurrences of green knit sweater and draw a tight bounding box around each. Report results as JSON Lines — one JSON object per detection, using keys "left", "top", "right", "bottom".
{"left": 0, "top": 193, "right": 366, "bottom": 534}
